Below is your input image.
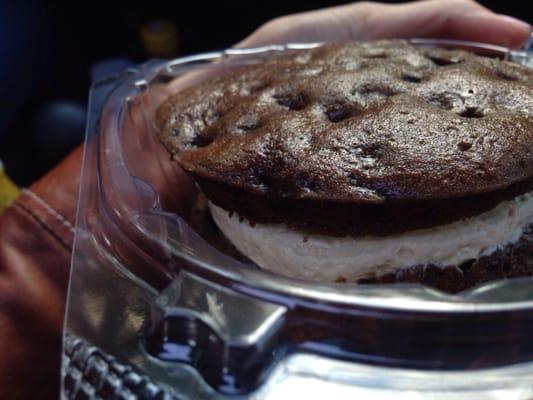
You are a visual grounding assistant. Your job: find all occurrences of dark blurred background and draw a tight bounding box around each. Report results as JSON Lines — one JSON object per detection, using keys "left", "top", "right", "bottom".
{"left": 0, "top": 0, "right": 531, "bottom": 185}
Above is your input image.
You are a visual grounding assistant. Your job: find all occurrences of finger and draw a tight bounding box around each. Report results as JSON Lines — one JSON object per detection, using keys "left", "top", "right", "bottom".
{"left": 238, "top": 0, "right": 531, "bottom": 49}
{"left": 353, "top": 0, "right": 532, "bottom": 47}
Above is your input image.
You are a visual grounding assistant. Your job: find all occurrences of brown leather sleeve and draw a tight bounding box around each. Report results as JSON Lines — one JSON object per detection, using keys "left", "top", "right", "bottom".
{"left": 0, "top": 146, "right": 82, "bottom": 399}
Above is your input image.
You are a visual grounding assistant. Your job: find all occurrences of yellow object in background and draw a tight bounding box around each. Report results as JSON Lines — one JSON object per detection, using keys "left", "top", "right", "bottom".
{"left": 0, "top": 160, "right": 20, "bottom": 213}
{"left": 140, "top": 19, "right": 179, "bottom": 59}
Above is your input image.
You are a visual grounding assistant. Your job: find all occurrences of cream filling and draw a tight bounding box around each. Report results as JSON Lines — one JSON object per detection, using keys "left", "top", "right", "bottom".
{"left": 209, "top": 191, "right": 533, "bottom": 282}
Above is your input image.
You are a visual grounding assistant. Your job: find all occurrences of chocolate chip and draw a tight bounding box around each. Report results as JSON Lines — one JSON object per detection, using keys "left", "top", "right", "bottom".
{"left": 362, "top": 51, "right": 387, "bottom": 59}
{"left": 457, "top": 141, "right": 472, "bottom": 151}
{"left": 354, "top": 84, "right": 398, "bottom": 103}
{"left": 324, "top": 101, "right": 358, "bottom": 123}
{"left": 190, "top": 134, "right": 214, "bottom": 148}
{"left": 401, "top": 73, "right": 422, "bottom": 83}
{"left": 427, "top": 55, "right": 461, "bottom": 66}
{"left": 274, "top": 91, "right": 307, "bottom": 110}
{"left": 426, "top": 92, "right": 464, "bottom": 111}
{"left": 360, "top": 142, "right": 383, "bottom": 158}
{"left": 236, "top": 115, "right": 261, "bottom": 132}
{"left": 348, "top": 172, "right": 358, "bottom": 184}
{"left": 301, "top": 179, "right": 319, "bottom": 192}
{"left": 459, "top": 107, "right": 484, "bottom": 118}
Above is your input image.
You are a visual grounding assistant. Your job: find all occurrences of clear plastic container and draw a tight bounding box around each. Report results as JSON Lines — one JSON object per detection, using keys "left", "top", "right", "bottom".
{"left": 62, "top": 39, "right": 533, "bottom": 399}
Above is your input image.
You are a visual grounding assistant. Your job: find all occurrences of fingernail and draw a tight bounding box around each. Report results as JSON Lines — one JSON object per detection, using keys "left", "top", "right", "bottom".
{"left": 497, "top": 14, "right": 532, "bottom": 31}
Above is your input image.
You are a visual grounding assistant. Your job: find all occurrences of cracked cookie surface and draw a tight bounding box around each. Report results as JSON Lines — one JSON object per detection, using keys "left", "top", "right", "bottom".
{"left": 157, "top": 40, "right": 533, "bottom": 236}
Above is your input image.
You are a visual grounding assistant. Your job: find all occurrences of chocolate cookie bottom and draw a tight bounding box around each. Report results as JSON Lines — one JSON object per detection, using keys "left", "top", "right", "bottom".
{"left": 189, "top": 195, "right": 533, "bottom": 293}
{"left": 361, "top": 225, "right": 533, "bottom": 293}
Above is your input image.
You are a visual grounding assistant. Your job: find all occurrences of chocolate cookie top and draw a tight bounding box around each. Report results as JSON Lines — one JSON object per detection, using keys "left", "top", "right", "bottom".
{"left": 156, "top": 40, "right": 533, "bottom": 235}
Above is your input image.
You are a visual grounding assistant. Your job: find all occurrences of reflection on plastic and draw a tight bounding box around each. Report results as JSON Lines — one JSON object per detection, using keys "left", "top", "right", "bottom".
{"left": 63, "top": 40, "right": 533, "bottom": 399}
